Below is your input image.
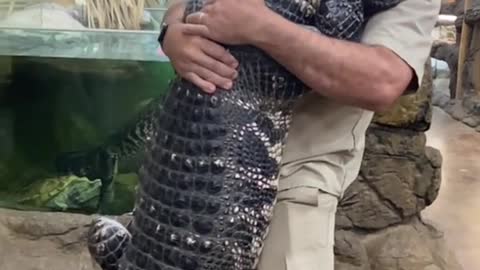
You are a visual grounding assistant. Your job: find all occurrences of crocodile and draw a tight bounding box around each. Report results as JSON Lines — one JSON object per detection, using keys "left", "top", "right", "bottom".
{"left": 86, "top": 0, "right": 405, "bottom": 269}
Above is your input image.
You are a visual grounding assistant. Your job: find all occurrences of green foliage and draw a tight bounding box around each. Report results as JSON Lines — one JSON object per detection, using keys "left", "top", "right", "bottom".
{"left": 16, "top": 175, "right": 102, "bottom": 212}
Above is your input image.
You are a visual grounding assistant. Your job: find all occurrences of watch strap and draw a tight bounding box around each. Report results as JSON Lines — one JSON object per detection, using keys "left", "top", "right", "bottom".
{"left": 158, "top": 22, "right": 169, "bottom": 49}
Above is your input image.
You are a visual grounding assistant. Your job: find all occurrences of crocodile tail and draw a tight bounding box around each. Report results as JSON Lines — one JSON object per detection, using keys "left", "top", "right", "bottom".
{"left": 87, "top": 217, "right": 131, "bottom": 270}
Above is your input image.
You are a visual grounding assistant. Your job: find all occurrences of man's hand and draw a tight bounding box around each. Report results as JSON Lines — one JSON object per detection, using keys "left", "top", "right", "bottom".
{"left": 163, "top": 23, "right": 239, "bottom": 93}
{"left": 184, "top": 0, "right": 273, "bottom": 45}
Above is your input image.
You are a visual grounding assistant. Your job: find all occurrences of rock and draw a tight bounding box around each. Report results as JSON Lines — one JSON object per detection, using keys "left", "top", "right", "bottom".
{"left": 373, "top": 61, "right": 432, "bottom": 131}
{"left": 335, "top": 230, "right": 369, "bottom": 270}
{"left": 450, "top": 102, "right": 468, "bottom": 120}
{"left": 441, "top": 0, "right": 480, "bottom": 18}
{"left": 0, "top": 208, "right": 94, "bottom": 270}
{"left": 431, "top": 90, "right": 451, "bottom": 108}
{"left": 440, "top": 0, "right": 465, "bottom": 15}
{"left": 462, "top": 94, "right": 480, "bottom": 114}
{"left": 462, "top": 116, "right": 480, "bottom": 127}
{"left": 0, "top": 208, "right": 460, "bottom": 270}
{"left": 333, "top": 57, "right": 461, "bottom": 269}
{"left": 0, "top": 208, "right": 131, "bottom": 270}
{"left": 335, "top": 217, "right": 463, "bottom": 270}
{"left": 432, "top": 0, "right": 480, "bottom": 99}
{"left": 430, "top": 42, "right": 458, "bottom": 98}
{"left": 355, "top": 217, "right": 462, "bottom": 270}
{"left": 434, "top": 75, "right": 480, "bottom": 131}
{"left": 441, "top": 99, "right": 456, "bottom": 115}
{"left": 436, "top": 0, "right": 480, "bottom": 107}
{"left": 444, "top": 97, "right": 480, "bottom": 127}
{"left": 350, "top": 61, "right": 441, "bottom": 229}
{"left": 336, "top": 128, "right": 441, "bottom": 231}
{"left": 465, "top": 7, "right": 480, "bottom": 26}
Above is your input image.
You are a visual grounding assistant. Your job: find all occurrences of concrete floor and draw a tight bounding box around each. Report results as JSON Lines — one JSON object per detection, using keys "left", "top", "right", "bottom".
{"left": 423, "top": 107, "right": 480, "bottom": 270}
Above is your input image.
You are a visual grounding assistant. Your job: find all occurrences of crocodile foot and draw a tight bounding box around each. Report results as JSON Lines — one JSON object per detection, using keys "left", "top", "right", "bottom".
{"left": 87, "top": 216, "right": 131, "bottom": 270}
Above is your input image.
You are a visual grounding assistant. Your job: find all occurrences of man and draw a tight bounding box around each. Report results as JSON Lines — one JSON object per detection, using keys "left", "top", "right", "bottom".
{"left": 158, "top": 0, "right": 441, "bottom": 269}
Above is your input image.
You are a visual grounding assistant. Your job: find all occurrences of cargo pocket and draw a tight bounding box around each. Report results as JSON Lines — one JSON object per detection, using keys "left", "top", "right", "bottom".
{"left": 277, "top": 187, "right": 337, "bottom": 270}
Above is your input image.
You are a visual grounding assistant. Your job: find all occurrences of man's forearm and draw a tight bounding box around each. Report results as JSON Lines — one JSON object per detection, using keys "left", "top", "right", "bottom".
{"left": 251, "top": 11, "right": 414, "bottom": 112}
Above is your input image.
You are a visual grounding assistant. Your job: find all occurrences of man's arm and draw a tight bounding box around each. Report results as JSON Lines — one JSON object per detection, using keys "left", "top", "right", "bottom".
{"left": 248, "top": 0, "right": 440, "bottom": 111}
{"left": 252, "top": 22, "right": 410, "bottom": 111}
{"left": 185, "top": 0, "right": 441, "bottom": 111}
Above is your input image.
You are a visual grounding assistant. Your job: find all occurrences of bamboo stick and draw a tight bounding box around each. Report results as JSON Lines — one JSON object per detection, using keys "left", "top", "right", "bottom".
{"left": 0, "top": 0, "right": 165, "bottom": 30}
{"left": 83, "top": 0, "right": 149, "bottom": 30}
{"left": 455, "top": 0, "right": 473, "bottom": 100}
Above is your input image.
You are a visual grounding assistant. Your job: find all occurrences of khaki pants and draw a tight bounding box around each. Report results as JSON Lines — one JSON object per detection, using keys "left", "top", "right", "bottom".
{"left": 256, "top": 186, "right": 338, "bottom": 270}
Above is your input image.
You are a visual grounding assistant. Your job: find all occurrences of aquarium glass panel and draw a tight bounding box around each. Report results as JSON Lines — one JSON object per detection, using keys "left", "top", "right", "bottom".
{"left": 0, "top": 54, "right": 175, "bottom": 215}
{"left": 0, "top": 0, "right": 176, "bottom": 215}
{"left": 0, "top": 28, "right": 169, "bottom": 62}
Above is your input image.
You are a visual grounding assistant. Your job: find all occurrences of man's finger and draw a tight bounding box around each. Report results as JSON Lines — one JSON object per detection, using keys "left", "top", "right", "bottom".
{"left": 224, "top": 50, "right": 239, "bottom": 68}
{"left": 191, "top": 63, "right": 233, "bottom": 90}
{"left": 202, "top": 41, "right": 238, "bottom": 68}
{"left": 191, "top": 50, "right": 237, "bottom": 80}
{"left": 182, "top": 23, "right": 211, "bottom": 39}
{"left": 184, "top": 26, "right": 238, "bottom": 69}
{"left": 185, "top": 12, "right": 206, "bottom": 25}
{"left": 183, "top": 72, "right": 216, "bottom": 93}
{"left": 200, "top": 41, "right": 238, "bottom": 73}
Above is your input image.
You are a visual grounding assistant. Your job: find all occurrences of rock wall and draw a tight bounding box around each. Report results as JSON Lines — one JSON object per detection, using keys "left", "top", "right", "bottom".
{"left": 431, "top": 41, "right": 458, "bottom": 98}
{"left": 432, "top": 0, "right": 477, "bottom": 98}
{"left": 441, "top": 0, "right": 465, "bottom": 15}
{"left": 0, "top": 208, "right": 101, "bottom": 270}
{"left": 430, "top": 23, "right": 477, "bottom": 98}
{"left": 431, "top": 1, "right": 480, "bottom": 132}
{"left": 334, "top": 61, "right": 462, "bottom": 270}
{"left": 0, "top": 61, "right": 462, "bottom": 270}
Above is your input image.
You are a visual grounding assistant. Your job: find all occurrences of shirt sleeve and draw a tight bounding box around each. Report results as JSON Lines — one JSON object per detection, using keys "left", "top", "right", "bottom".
{"left": 360, "top": 0, "right": 441, "bottom": 93}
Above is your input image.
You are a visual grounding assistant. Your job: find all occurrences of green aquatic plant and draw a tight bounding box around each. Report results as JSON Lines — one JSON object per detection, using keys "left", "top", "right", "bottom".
{"left": 16, "top": 175, "right": 101, "bottom": 212}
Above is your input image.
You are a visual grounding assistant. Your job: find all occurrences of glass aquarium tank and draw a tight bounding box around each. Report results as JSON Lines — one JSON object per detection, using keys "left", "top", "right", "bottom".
{"left": 0, "top": 0, "right": 175, "bottom": 215}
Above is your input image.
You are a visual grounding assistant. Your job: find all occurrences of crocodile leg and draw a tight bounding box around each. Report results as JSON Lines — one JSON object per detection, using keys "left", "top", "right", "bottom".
{"left": 88, "top": 216, "right": 131, "bottom": 270}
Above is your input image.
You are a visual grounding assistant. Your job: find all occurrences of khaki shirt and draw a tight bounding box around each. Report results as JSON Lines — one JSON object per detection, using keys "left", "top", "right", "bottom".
{"left": 279, "top": 0, "right": 441, "bottom": 198}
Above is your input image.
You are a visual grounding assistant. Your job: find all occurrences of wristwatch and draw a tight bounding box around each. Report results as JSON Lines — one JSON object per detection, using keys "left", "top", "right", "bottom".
{"left": 158, "top": 22, "right": 169, "bottom": 49}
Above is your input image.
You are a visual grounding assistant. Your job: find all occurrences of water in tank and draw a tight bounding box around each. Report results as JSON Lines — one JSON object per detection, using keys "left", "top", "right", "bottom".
{"left": 0, "top": 0, "right": 175, "bottom": 215}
